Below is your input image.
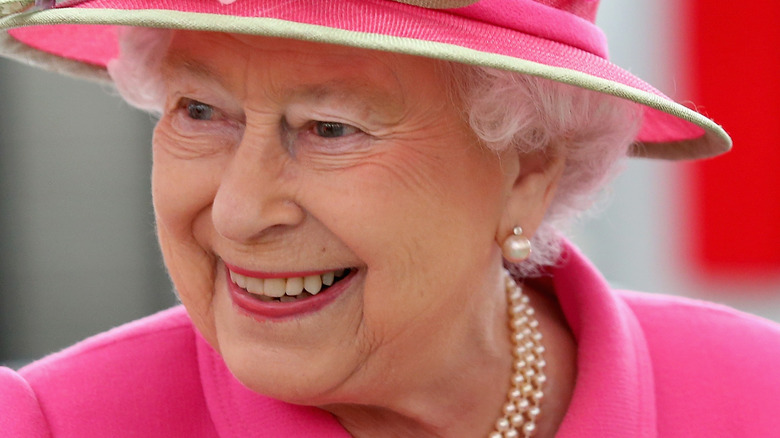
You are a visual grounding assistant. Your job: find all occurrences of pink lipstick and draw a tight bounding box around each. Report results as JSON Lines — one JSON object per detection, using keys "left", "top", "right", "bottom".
{"left": 225, "top": 264, "right": 356, "bottom": 320}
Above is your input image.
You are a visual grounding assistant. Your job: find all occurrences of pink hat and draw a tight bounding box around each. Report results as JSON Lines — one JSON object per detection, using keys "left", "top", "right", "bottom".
{"left": 0, "top": 0, "right": 730, "bottom": 159}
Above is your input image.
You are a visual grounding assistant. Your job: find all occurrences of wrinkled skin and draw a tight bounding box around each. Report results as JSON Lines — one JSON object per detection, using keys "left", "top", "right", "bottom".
{"left": 152, "top": 31, "right": 568, "bottom": 437}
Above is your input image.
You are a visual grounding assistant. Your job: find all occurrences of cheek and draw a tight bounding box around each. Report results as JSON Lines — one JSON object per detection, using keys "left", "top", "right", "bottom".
{"left": 313, "top": 144, "right": 505, "bottom": 293}
{"left": 151, "top": 132, "right": 225, "bottom": 239}
{"left": 355, "top": 145, "right": 506, "bottom": 236}
{"left": 152, "top": 136, "right": 226, "bottom": 345}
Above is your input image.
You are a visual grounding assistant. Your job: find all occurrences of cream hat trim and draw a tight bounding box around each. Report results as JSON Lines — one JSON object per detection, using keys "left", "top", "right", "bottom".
{"left": 0, "top": 7, "right": 731, "bottom": 159}
{"left": 0, "top": 31, "right": 109, "bottom": 81}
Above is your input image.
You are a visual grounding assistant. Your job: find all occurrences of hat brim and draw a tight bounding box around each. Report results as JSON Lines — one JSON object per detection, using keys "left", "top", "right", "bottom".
{"left": 0, "top": 1, "right": 731, "bottom": 159}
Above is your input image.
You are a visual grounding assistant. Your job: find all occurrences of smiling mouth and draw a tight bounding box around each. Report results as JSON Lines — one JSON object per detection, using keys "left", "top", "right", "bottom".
{"left": 228, "top": 268, "right": 353, "bottom": 303}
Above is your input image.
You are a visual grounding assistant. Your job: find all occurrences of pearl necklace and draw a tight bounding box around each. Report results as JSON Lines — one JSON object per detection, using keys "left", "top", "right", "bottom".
{"left": 489, "top": 271, "right": 546, "bottom": 438}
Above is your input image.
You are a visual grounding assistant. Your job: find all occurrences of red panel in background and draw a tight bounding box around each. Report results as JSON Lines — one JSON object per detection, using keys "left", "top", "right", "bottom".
{"left": 684, "top": 1, "right": 780, "bottom": 274}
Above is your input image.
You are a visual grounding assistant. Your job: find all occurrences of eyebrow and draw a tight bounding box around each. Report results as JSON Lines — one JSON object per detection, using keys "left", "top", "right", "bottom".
{"left": 160, "top": 53, "right": 405, "bottom": 118}
{"left": 161, "top": 53, "right": 226, "bottom": 86}
{"left": 292, "top": 80, "right": 403, "bottom": 111}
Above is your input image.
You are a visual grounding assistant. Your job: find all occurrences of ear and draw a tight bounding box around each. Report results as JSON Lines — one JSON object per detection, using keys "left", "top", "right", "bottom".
{"left": 496, "top": 148, "right": 566, "bottom": 241}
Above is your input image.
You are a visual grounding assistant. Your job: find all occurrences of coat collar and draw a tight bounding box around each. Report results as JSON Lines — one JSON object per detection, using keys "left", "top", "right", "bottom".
{"left": 550, "top": 240, "right": 657, "bottom": 437}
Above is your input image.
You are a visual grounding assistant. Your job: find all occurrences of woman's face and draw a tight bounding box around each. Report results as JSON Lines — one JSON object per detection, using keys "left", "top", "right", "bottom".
{"left": 153, "top": 31, "right": 522, "bottom": 403}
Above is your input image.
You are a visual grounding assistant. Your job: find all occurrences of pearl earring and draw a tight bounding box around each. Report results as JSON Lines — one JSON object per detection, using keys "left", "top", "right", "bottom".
{"left": 502, "top": 226, "right": 532, "bottom": 263}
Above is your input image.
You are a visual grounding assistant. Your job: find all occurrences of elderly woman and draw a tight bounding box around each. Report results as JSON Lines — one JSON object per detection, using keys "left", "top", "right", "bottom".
{"left": 1, "top": 1, "right": 779, "bottom": 437}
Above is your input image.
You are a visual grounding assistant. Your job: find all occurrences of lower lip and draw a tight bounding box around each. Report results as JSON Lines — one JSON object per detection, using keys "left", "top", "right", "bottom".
{"left": 226, "top": 268, "right": 356, "bottom": 320}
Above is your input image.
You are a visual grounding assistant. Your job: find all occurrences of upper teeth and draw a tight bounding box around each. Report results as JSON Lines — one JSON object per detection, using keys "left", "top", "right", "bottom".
{"left": 229, "top": 269, "right": 345, "bottom": 298}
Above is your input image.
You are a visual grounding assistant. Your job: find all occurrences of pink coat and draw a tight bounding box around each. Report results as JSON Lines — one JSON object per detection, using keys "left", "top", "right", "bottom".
{"left": 3, "top": 242, "right": 780, "bottom": 437}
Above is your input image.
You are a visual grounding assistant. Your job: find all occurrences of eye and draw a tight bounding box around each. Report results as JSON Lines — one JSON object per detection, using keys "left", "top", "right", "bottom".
{"left": 313, "top": 121, "right": 359, "bottom": 138}
{"left": 186, "top": 100, "right": 214, "bottom": 121}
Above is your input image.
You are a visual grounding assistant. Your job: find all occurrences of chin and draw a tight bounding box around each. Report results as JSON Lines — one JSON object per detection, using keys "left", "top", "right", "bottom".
{"left": 208, "top": 265, "right": 368, "bottom": 406}
{"left": 222, "top": 350, "right": 343, "bottom": 405}
{"left": 216, "top": 328, "right": 365, "bottom": 406}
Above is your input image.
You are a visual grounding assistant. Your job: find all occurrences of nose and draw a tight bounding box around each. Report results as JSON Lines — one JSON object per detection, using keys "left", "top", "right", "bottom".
{"left": 211, "top": 137, "right": 305, "bottom": 243}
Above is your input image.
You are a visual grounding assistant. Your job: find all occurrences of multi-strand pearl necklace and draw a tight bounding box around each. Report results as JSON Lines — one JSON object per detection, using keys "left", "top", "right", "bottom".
{"left": 489, "top": 271, "right": 546, "bottom": 438}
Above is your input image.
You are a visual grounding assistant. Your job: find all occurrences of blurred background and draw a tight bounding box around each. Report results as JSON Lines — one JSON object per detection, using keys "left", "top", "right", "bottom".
{"left": 1, "top": 0, "right": 779, "bottom": 367}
